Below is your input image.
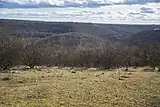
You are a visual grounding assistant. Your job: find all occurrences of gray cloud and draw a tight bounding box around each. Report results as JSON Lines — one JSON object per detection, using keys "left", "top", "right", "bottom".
{"left": 0, "top": 0, "right": 160, "bottom": 8}
{"left": 124, "top": 0, "right": 160, "bottom": 4}
{"left": 140, "top": 7, "right": 155, "bottom": 13}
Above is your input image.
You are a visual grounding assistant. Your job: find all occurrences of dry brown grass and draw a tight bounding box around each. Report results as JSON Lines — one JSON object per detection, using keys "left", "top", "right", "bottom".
{"left": 0, "top": 67, "right": 160, "bottom": 107}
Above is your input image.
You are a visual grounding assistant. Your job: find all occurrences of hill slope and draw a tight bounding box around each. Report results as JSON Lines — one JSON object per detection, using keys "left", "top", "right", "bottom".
{"left": 128, "top": 30, "right": 160, "bottom": 45}
{"left": 0, "top": 19, "right": 159, "bottom": 41}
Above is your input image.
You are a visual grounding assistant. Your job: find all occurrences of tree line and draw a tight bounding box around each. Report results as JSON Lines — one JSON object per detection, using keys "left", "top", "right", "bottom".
{"left": 0, "top": 36, "right": 160, "bottom": 71}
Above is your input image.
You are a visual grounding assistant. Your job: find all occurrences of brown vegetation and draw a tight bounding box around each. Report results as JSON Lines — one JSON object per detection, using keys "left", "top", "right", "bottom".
{"left": 0, "top": 33, "right": 160, "bottom": 70}
{"left": 0, "top": 68, "right": 160, "bottom": 107}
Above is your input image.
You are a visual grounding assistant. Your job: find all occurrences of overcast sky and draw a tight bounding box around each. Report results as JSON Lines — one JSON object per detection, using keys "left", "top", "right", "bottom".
{"left": 1, "top": 0, "right": 160, "bottom": 7}
{"left": 0, "top": 0, "right": 160, "bottom": 24}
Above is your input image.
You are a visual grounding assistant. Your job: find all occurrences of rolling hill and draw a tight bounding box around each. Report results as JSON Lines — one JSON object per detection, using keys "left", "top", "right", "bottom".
{"left": 128, "top": 30, "right": 160, "bottom": 45}
{"left": 0, "top": 19, "right": 160, "bottom": 46}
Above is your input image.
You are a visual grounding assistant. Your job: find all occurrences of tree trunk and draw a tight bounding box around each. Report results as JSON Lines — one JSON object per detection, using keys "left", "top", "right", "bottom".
{"left": 29, "top": 64, "right": 35, "bottom": 69}
{"left": 158, "top": 67, "right": 160, "bottom": 72}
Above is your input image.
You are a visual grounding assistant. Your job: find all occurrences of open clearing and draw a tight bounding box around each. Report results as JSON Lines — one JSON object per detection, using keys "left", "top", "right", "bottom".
{"left": 0, "top": 68, "right": 160, "bottom": 107}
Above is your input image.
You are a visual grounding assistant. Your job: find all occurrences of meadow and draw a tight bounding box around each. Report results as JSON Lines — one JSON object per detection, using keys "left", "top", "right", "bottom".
{"left": 0, "top": 67, "right": 160, "bottom": 107}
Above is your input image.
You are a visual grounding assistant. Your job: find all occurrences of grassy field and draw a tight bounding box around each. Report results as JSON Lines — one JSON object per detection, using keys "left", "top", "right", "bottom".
{"left": 0, "top": 67, "right": 160, "bottom": 107}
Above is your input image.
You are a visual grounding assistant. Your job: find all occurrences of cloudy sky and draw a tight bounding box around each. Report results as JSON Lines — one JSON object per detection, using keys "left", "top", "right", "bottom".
{"left": 0, "top": 0, "right": 160, "bottom": 6}
{"left": 0, "top": 0, "right": 160, "bottom": 24}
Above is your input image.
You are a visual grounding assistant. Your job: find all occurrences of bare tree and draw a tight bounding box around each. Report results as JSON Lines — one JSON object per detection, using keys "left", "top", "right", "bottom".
{"left": 22, "top": 38, "right": 43, "bottom": 68}
{"left": 0, "top": 36, "right": 22, "bottom": 70}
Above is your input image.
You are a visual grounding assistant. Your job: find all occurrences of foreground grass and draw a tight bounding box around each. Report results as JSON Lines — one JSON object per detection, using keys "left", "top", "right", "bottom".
{"left": 0, "top": 67, "right": 160, "bottom": 107}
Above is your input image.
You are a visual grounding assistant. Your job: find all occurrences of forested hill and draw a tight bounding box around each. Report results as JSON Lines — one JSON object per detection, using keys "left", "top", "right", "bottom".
{"left": 0, "top": 19, "right": 159, "bottom": 42}
{"left": 128, "top": 30, "right": 160, "bottom": 45}
{"left": 0, "top": 19, "right": 160, "bottom": 69}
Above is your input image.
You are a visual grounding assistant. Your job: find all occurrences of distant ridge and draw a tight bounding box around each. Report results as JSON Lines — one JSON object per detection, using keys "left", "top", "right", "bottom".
{"left": 0, "top": 19, "right": 159, "bottom": 45}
